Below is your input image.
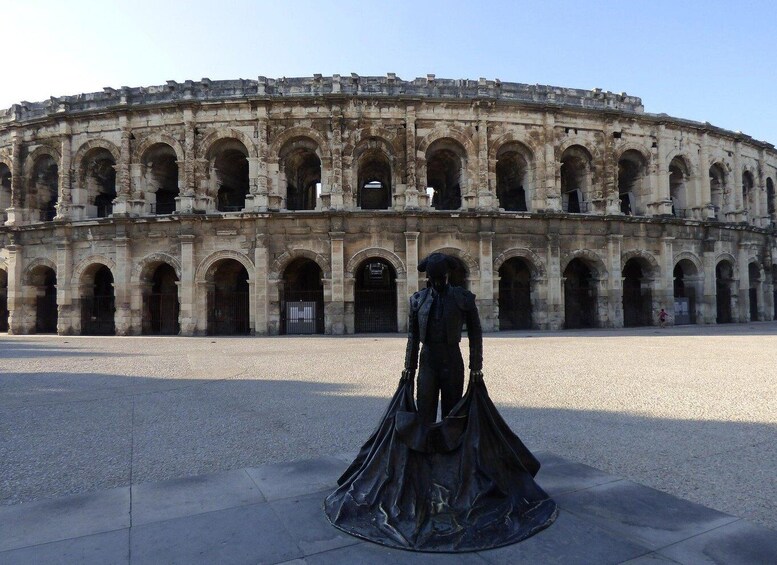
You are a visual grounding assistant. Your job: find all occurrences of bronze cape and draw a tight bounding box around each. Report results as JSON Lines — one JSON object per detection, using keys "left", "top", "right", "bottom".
{"left": 323, "top": 373, "right": 557, "bottom": 552}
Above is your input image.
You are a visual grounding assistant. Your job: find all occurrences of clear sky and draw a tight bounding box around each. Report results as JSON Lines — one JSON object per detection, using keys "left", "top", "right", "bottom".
{"left": 3, "top": 0, "right": 776, "bottom": 144}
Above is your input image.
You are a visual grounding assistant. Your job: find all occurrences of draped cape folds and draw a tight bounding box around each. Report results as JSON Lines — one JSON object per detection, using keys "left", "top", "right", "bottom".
{"left": 323, "top": 375, "right": 557, "bottom": 552}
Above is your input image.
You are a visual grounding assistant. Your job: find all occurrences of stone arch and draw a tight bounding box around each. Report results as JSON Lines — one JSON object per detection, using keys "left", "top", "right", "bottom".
{"left": 73, "top": 139, "right": 121, "bottom": 168}
{"left": 197, "top": 128, "right": 258, "bottom": 160}
{"left": 672, "top": 251, "right": 703, "bottom": 275}
{"left": 269, "top": 248, "right": 332, "bottom": 281}
{"left": 560, "top": 249, "right": 608, "bottom": 279}
{"left": 417, "top": 127, "right": 476, "bottom": 158}
{"left": 132, "top": 252, "right": 182, "bottom": 283}
{"left": 557, "top": 138, "right": 598, "bottom": 160}
{"left": 195, "top": 250, "right": 254, "bottom": 283}
{"left": 666, "top": 152, "right": 695, "bottom": 177}
{"left": 352, "top": 130, "right": 400, "bottom": 159}
{"left": 133, "top": 133, "right": 184, "bottom": 163}
{"left": 488, "top": 133, "right": 538, "bottom": 162}
{"left": 23, "top": 145, "right": 61, "bottom": 175}
{"left": 493, "top": 248, "right": 546, "bottom": 279}
{"left": 345, "top": 247, "right": 406, "bottom": 279}
{"left": 351, "top": 135, "right": 396, "bottom": 209}
{"left": 268, "top": 127, "right": 330, "bottom": 163}
{"left": 23, "top": 257, "right": 58, "bottom": 284}
{"left": 621, "top": 249, "right": 660, "bottom": 278}
{"left": 73, "top": 255, "right": 116, "bottom": 286}
{"left": 615, "top": 143, "right": 652, "bottom": 164}
{"left": 714, "top": 252, "right": 738, "bottom": 270}
{"left": 425, "top": 246, "right": 480, "bottom": 279}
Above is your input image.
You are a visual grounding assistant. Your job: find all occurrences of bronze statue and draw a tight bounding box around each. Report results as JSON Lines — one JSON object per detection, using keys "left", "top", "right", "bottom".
{"left": 324, "top": 253, "right": 557, "bottom": 552}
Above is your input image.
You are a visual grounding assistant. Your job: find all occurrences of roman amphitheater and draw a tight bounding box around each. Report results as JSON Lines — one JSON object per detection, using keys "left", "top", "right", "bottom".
{"left": 0, "top": 74, "right": 775, "bottom": 336}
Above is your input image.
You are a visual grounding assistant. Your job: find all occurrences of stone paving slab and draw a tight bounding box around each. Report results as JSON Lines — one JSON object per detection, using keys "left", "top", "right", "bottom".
{"left": 1, "top": 453, "right": 776, "bottom": 564}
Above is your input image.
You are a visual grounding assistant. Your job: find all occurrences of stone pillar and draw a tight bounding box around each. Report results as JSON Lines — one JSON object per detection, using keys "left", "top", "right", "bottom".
{"left": 113, "top": 237, "right": 132, "bottom": 335}
{"left": 113, "top": 120, "right": 133, "bottom": 215}
{"left": 326, "top": 108, "right": 344, "bottom": 210}
{"left": 607, "top": 235, "right": 623, "bottom": 327}
{"left": 603, "top": 123, "right": 620, "bottom": 215}
{"left": 546, "top": 232, "right": 563, "bottom": 329}
{"left": 757, "top": 151, "right": 767, "bottom": 227}
{"left": 404, "top": 231, "right": 419, "bottom": 295}
{"left": 649, "top": 125, "right": 672, "bottom": 216}
{"left": 56, "top": 240, "right": 73, "bottom": 334}
{"left": 253, "top": 234, "right": 269, "bottom": 334}
{"left": 737, "top": 242, "right": 749, "bottom": 321}
{"left": 660, "top": 237, "right": 675, "bottom": 320}
{"left": 328, "top": 231, "right": 345, "bottom": 334}
{"left": 730, "top": 140, "right": 744, "bottom": 222}
{"left": 542, "top": 113, "right": 559, "bottom": 211}
{"left": 57, "top": 125, "right": 73, "bottom": 220}
{"left": 175, "top": 112, "right": 197, "bottom": 213}
{"left": 5, "top": 132, "right": 23, "bottom": 225}
{"left": 6, "top": 242, "right": 23, "bottom": 333}
{"left": 476, "top": 119, "right": 493, "bottom": 210}
{"left": 699, "top": 132, "right": 715, "bottom": 219}
{"left": 245, "top": 109, "right": 269, "bottom": 211}
{"left": 478, "top": 231, "right": 495, "bottom": 330}
{"left": 702, "top": 244, "right": 717, "bottom": 324}
{"left": 178, "top": 234, "right": 196, "bottom": 335}
{"left": 404, "top": 106, "right": 419, "bottom": 210}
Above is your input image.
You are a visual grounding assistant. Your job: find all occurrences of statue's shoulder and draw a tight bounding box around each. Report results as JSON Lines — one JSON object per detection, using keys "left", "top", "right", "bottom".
{"left": 409, "top": 287, "right": 431, "bottom": 307}
{"left": 451, "top": 286, "right": 477, "bottom": 309}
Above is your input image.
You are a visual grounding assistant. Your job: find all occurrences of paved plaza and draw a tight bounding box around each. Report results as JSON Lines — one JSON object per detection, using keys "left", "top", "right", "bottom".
{"left": 1, "top": 324, "right": 776, "bottom": 562}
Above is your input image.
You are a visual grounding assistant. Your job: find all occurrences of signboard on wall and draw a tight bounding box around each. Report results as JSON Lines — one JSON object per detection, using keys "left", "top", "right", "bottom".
{"left": 287, "top": 301, "right": 316, "bottom": 334}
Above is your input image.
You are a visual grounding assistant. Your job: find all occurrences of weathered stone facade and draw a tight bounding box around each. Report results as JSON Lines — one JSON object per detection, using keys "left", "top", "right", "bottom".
{"left": 0, "top": 74, "right": 775, "bottom": 335}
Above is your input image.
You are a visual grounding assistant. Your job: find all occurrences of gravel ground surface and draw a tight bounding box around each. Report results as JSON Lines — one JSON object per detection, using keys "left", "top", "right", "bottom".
{"left": 1, "top": 324, "right": 776, "bottom": 531}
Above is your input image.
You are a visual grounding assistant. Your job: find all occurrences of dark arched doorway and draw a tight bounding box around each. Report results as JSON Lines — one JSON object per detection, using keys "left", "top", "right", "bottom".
{"left": 354, "top": 259, "right": 397, "bottom": 333}
{"left": 81, "top": 265, "right": 115, "bottom": 335}
{"left": 282, "top": 259, "right": 324, "bottom": 334}
{"left": 143, "top": 264, "right": 180, "bottom": 335}
{"left": 673, "top": 260, "right": 697, "bottom": 325}
{"left": 564, "top": 258, "right": 596, "bottom": 329}
{"left": 0, "top": 269, "right": 9, "bottom": 332}
{"left": 208, "top": 260, "right": 250, "bottom": 335}
{"left": 498, "top": 258, "right": 532, "bottom": 330}
{"left": 716, "top": 261, "right": 734, "bottom": 324}
{"left": 30, "top": 266, "right": 58, "bottom": 333}
{"left": 622, "top": 259, "right": 653, "bottom": 327}
{"left": 357, "top": 150, "right": 391, "bottom": 210}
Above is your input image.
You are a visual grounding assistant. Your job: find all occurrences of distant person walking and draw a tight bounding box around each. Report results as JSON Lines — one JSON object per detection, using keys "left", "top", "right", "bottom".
{"left": 658, "top": 308, "right": 668, "bottom": 328}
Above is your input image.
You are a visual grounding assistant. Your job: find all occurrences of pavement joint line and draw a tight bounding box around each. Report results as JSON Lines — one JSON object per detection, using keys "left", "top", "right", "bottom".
{"left": 647, "top": 516, "right": 745, "bottom": 556}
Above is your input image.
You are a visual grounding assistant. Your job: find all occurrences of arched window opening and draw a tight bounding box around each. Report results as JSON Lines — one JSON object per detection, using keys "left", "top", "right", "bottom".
{"left": 564, "top": 258, "right": 596, "bottom": 328}
{"left": 142, "top": 144, "right": 178, "bottom": 215}
{"left": 498, "top": 258, "right": 532, "bottom": 330}
{"left": 669, "top": 157, "right": 689, "bottom": 218}
{"left": 0, "top": 162, "right": 12, "bottom": 218}
{"left": 618, "top": 150, "right": 647, "bottom": 216}
{"left": 742, "top": 171, "right": 755, "bottom": 219}
{"left": 208, "top": 260, "right": 250, "bottom": 335}
{"left": 354, "top": 259, "right": 397, "bottom": 333}
{"left": 281, "top": 258, "right": 324, "bottom": 334}
{"left": 31, "top": 155, "right": 59, "bottom": 222}
{"left": 767, "top": 178, "right": 775, "bottom": 224}
{"left": 709, "top": 163, "right": 727, "bottom": 219}
{"left": 560, "top": 146, "right": 591, "bottom": 213}
{"left": 0, "top": 269, "right": 8, "bottom": 332}
{"left": 426, "top": 141, "right": 463, "bottom": 211}
{"left": 357, "top": 151, "right": 391, "bottom": 210}
{"left": 143, "top": 263, "right": 179, "bottom": 335}
{"left": 748, "top": 262, "right": 761, "bottom": 322}
{"left": 210, "top": 140, "right": 249, "bottom": 212}
{"left": 82, "top": 149, "right": 116, "bottom": 218}
{"left": 281, "top": 138, "right": 321, "bottom": 211}
{"left": 622, "top": 259, "right": 653, "bottom": 327}
{"left": 30, "top": 266, "right": 57, "bottom": 333}
{"left": 81, "top": 265, "right": 115, "bottom": 335}
{"left": 673, "top": 260, "right": 697, "bottom": 324}
{"left": 496, "top": 148, "right": 529, "bottom": 212}
{"left": 716, "top": 261, "right": 734, "bottom": 324}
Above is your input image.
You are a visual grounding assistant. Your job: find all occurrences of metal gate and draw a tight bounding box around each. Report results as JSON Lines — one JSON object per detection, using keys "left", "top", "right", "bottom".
{"left": 565, "top": 286, "right": 596, "bottom": 329}
{"left": 143, "top": 293, "right": 180, "bottom": 335}
{"left": 623, "top": 286, "right": 653, "bottom": 327}
{"left": 0, "top": 294, "right": 8, "bottom": 332}
{"left": 281, "top": 290, "right": 324, "bottom": 334}
{"left": 498, "top": 286, "right": 532, "bottom": 330}
{"left": 36, "top": 292, "right": 58, "bottom": 333}
{"left": 81, "top": 295, "right": 115, "bottom": 335}
{"left": 749, "top": 288, "right": 758, "bottom": 321}
{"left": 208, "top": 291, "right": 249, "bottom": 335}
{"left": 355, "top": 289, "right": 397, "bottom": 333}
